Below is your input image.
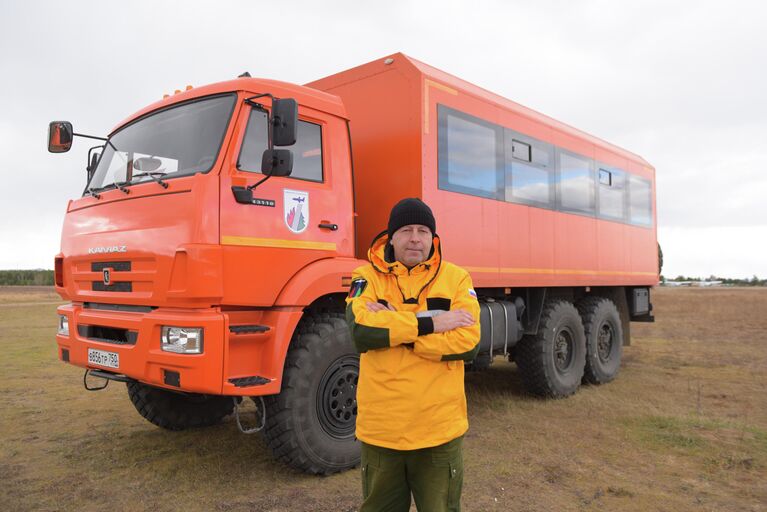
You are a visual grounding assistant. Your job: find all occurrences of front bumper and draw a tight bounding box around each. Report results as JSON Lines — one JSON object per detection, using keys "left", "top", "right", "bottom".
{"left": 55, "top": 303, "right": 302, "bottom": 396}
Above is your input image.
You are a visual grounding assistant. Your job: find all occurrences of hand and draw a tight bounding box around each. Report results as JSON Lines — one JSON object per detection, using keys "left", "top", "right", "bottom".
{"left": 432, "top": 309, "right": 475, "bottom": 333}
{"left": 366, "top": 301, "right": 396, "bottom": 313}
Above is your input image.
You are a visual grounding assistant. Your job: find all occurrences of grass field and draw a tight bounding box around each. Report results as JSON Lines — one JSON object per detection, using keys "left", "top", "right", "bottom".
{"left": 1, "top": 287, "right": 765, "bottom": 511}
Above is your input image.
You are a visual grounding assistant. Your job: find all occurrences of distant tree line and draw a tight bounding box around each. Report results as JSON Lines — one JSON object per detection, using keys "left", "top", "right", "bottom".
{"left": 0, "top": 270, "right": 54, "bottom": 286}
{"left": 661, "top": 275, "right": 766, "bottom": 286}
{"left": 2, "top": 269, "right": 763, "bottom": 287}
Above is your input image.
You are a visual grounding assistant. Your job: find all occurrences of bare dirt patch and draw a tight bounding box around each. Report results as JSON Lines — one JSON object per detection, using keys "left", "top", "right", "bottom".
{"left": 0, "top": 287, "right": 765, "bottom": 511}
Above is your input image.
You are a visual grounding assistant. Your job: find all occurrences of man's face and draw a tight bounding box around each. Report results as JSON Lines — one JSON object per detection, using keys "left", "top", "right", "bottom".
{"left": 390, "top": 224, "right": 433, "bottom": 267}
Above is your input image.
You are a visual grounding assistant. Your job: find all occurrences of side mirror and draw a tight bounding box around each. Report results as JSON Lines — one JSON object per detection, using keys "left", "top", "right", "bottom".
{"left": 88, "top": 152, "right": 100, "bottom": 172}
{"left": 48, "top": 121, "right": 74, "bottom": 153}
{"left": 271, "top": 98, "right": 297, "bottom": 147}
{"left": 261, "top": 149, "right": 293, "bottom": 176}
{"left": 87, "top": 145, "right": 104, "bottom": 183}
{"left": 87, "top": 151, "right": 100, "bottom": 182}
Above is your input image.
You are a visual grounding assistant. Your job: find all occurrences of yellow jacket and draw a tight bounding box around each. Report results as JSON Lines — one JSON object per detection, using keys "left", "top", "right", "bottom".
{"left": 345, "top": 231, "right": 481, "bottom": 450}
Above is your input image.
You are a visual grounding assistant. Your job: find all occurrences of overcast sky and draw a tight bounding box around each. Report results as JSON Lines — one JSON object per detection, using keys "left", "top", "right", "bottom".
{"left": 1, "top": 0, "right": 765, "bottom": 278}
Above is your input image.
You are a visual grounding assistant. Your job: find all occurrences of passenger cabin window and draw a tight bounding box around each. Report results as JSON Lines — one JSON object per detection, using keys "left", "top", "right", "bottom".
{"left": 438, "top": 106, "right": 503, "bottom": 199}
{"left": 531, "top": 144, "right": 551, "bottom": 167}
{"left": 598, "top": 167, "right": 626, "bottom": 220}
{"left": 599, "top": 169, "right": 612, "bottom": 186}
{"left": 238, "top": 109, "right": 324, "bottom": 182}
{"left": 629, "top": 175, "right": 653, "bottom": 226}
{"left": 559, "top": 152, "right": 594, "bottom": 214}
{"left": 505, "top": 131, "right": 553, "bottom": 206}
{"left": 511, "top": 140, "right": 531, "bottom": 162}
{"left": 436, "top": 104, "right": 652, "bottom": 228}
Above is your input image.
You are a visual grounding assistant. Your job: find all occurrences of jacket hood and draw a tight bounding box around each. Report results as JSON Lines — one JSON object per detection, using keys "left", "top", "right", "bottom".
{"left": 367, "top": 229, "right": 443, "bottom": 304}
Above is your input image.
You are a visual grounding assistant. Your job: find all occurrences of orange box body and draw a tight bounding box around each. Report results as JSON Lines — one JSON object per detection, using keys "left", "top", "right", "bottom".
{"left": 307, "top": 54, "right": 657, "bottom": 288}
{"left": 55, "top": 53, "right": 656, "bottom": 396}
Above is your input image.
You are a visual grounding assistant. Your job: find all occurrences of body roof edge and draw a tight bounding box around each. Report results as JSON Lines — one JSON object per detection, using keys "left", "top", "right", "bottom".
{"left": 399, "top": 53, "right": 652, "bottom": 168}
{"left": 111, "top": 78, "right": 348, "bottom": 135}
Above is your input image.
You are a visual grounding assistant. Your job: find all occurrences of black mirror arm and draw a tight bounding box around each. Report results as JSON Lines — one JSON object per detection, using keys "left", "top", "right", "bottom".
{"left": 244, "top": 93, "right": 275, "bottom": 110}
{"left": 245, "top": 93, "right": 276, "bottom": 150}
{"left": 74, "top": 131, "right": 116, "bottom": 154}
{"left": 244, "top": 93, "right": 279, "bottom": 191}
{"left": 247, "top": 173, "right": 272, "bottom": 191}
{"left": 73, "top": 132, "right": 108, "bottom": 142}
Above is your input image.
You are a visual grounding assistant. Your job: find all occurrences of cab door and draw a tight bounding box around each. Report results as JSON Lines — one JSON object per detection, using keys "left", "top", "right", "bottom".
{"left": 219, "top": 98, "right": 354, "bottom": 306}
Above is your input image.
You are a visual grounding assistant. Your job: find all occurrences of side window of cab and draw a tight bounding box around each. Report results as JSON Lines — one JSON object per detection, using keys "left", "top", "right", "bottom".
{"left": 237, "top": 109, "right": 324, "bottom": 182}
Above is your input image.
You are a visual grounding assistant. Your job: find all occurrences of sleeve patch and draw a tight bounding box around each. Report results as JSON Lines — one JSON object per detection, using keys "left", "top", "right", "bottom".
{"left": 348, "top": 278, "right": 368, "bottom": 298}
{"left": 426, "top": 297, "right": 451, "bottom": 311}
{"left": 468, "top": 288, "right": 477, "bottom": 298}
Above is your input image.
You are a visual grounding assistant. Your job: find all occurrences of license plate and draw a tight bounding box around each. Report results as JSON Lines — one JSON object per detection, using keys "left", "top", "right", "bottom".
{"left": 88, "top": 348, "right": 119, "bottom": 369}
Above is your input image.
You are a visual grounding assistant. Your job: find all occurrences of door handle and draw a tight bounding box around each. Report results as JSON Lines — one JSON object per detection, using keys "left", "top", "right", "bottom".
{"left": 318, "top": 223, "right": 338, "bottom": 231}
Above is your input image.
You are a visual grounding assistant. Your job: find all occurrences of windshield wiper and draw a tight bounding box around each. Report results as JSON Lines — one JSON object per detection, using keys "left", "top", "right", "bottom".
{"left": 87, "top": 181, "right": 129, "bottom": 195}
{"left": 130, "top": 171, "right": 169, "bottom": 189}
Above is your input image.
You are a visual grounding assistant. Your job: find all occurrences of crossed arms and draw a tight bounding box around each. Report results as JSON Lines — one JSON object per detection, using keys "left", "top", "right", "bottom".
{"left": 345, "top": 272, "right": 481, "bottom": 362}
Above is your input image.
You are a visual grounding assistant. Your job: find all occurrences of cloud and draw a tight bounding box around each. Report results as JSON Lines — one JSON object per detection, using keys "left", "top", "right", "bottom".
{"left": 659, "top": 225, "right": 767, "bottom": 279}
{"left": 1, "top": 0, "right": 765, "bottom": 277}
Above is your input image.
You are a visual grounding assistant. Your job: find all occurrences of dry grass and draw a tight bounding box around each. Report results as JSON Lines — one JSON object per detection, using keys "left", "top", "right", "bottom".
{"left": 0, "top": 286, "right": 60, "bottom": 305}
{"left": 0, "top": 287, "right": 765, "bottom": 511}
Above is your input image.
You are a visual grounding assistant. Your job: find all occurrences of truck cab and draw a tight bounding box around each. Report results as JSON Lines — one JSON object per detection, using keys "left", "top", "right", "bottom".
{"left": 55, "top": 78, "right": 360, "bottom": 392}
{"left": 53, "top": 79, "right": 365, "bottom": 474}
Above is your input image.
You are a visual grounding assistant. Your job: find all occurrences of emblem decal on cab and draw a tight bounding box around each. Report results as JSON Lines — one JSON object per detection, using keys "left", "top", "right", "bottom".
{"left": 284, "top": 189, "right": 309, "bottom": 234}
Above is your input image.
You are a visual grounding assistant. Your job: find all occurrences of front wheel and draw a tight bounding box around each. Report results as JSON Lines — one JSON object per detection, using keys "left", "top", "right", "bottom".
{"left": 515, "top": 300, "right": 586, "bottom": 398}
{"left": 262, "top": 313, "right": 360, "bottom": 474}
{"left": 126, "top": 381, "right": 234, "bottom": 430}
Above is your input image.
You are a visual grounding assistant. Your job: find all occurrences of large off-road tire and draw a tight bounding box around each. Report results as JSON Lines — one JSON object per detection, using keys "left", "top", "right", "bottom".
{"left": 515, "top": 300, "right": 586, "bottom": 398}
{"left": 262, "top": 313, "right": 360, "bottom": 474}
{"left": 577, "top": 297, "right": 623, "bottom": 384}
{"left": 126, "top": 381, "right": 234, "bottom": 430}
{"left": 658, "top": 243, "right": 664, "bottom": 275}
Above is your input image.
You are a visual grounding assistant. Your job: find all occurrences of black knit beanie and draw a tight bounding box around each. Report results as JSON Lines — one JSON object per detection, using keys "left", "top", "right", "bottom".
{"left": 387, "top": 198, "right": 436, "bottom": 238}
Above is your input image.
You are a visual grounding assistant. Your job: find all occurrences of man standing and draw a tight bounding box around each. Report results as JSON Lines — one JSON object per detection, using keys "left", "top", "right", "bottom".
{"left": 346, "top": 198, "right": 480, "bottom": 512}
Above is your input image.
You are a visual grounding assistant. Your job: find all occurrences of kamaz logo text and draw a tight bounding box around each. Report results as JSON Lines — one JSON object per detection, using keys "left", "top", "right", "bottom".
{"left": 88, "top": 246, "right": 127, "bottom": 254}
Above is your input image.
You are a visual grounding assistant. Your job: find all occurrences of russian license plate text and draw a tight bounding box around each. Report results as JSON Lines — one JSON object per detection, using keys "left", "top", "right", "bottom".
{"left": 87, "top": 348, "right": 119, "bottom": 369}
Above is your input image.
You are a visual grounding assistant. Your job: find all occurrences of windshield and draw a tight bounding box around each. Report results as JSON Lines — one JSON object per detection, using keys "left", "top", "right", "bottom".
{"left": 86, "top": 94, "right": 237, "bottom": 192}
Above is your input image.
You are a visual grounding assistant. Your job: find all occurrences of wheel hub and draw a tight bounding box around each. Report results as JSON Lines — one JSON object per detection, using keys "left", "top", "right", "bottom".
{"left": 317, "top": 355, "right": 359, "bottom": 439}
{"left": 597, "top": 323, "right": 614, "bottom": 363}
{"left": 554, "top": 328, "right": 575, "bottom": 372}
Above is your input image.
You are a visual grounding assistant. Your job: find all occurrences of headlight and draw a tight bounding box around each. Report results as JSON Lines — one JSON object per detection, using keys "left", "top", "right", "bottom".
{"left": 161, "top": 326, "right": 203, "bottom": 354}
{"left": 58, "top": 315, "right": 69, "bottom": 336}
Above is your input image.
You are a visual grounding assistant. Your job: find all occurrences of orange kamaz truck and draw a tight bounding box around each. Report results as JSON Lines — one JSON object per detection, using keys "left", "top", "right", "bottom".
{"left": 50, "top": 53, "right": 657, "bottom": 474}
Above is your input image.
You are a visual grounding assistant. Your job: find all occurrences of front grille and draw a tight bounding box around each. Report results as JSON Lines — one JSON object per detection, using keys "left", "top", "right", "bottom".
{"left": 91, "top": 261, "right": 131, "bottom": 272}
{"left": 73, "top": 257, "right": 156, "bottom": 299}
{"left": 92, "top": 282, "right": 132, "bottom": 292}
{"left": 77, "top": 325, "right": 138, "bottom": 345}
{"left": 91, "top": 261, "right": 132, "bottom": 292}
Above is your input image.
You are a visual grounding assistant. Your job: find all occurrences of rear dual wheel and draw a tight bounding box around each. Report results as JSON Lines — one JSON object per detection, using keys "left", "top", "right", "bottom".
{"left": 516, "top": 300, "right": 586, "bottom": 398}
{"left": 577, "top": 297, "right": 623, "bottom": 384}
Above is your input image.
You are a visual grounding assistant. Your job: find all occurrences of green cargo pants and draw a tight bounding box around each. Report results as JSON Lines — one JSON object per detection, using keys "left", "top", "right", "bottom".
{"left": 359, "top": 436, "right": 464, "bottom": 512}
